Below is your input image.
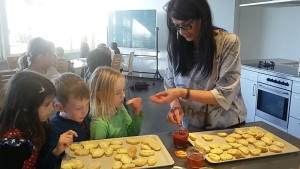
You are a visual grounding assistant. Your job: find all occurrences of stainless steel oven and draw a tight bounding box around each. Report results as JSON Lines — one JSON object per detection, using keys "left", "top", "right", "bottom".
{"left": 256, "top": 74, "right": 292, "bottom": 129}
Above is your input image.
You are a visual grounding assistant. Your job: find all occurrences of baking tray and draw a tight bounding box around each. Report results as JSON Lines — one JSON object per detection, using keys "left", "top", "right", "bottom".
{"left": 62, "top": 134, "right": 174, "bottom": 168}
{"left": 188, "top": 126, "right": 299, "bottom": 163}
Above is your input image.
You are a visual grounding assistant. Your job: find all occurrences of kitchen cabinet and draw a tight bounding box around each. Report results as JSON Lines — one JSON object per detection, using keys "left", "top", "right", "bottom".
{"left": 288, "top": 117, "right": 300, "bottom": 139}
{"left": 288, "top": 81, "right": 300, "bottom": 138}
{"left": 240, "top": 68, "right": 257, "bottom": 122}
{"left": 255, "top": 115, "right": 288, "bottom": 132}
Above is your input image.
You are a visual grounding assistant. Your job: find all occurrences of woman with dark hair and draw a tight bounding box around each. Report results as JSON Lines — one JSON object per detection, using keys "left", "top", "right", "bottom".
{"left": 19, "top": 37, "right": 60, "bottom": 80}
{"left": 150, "top": 0, "right": 246, "bottom": 131}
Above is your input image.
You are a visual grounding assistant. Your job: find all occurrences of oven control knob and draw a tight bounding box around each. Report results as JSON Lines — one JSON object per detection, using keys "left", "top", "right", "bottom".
{"left": 284, "top": 82, "right": 289, "bottom": 86}
{"left": 274, "top": 80, "right": 278, "bottom": 83}
{"left": 267, "top": 78, "right": 271, "bottom": 81}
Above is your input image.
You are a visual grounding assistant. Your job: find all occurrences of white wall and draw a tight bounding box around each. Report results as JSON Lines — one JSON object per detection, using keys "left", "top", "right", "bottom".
{"left": 208, "top": 0, "right": 238, "bottom": 33}
{"left": 238, "top": 2, "right": 300, "bottom": 61}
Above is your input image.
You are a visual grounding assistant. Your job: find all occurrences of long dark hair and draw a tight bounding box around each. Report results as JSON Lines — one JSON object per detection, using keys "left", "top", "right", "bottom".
{"left": 165, "top": 0, "right": 216, "bottom": 78}
{"left": 0, "top": 71, "right": 56, "bottom": 147}
{"left": 19, "top": 37, "right": 54, "bottom": 70}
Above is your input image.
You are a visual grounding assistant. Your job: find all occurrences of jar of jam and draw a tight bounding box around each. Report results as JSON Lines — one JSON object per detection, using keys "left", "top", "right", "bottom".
{"left": 172, "top": 129, "right": 189, "bottom": 148}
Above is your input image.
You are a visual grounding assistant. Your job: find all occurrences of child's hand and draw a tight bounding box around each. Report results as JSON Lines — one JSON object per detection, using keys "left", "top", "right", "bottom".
{"left": 129, "top": 97, "right": 142, "bottom": 116}
{"left": 53, "top": 130, "right": 78, "bottom": 156}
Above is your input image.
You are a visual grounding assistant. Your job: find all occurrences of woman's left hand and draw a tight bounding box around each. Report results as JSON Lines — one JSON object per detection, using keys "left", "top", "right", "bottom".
{"left": 149, "top": 88, "right": 183, "bottom": 104}
{"left": 167, "top": 107, "right": 184, "bottom": 126}
{"left": 128, "top": 97, "right": 142, "bottom": 116}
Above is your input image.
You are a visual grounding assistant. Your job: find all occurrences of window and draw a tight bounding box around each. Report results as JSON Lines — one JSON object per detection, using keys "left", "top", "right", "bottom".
{"left": 5, "top": 0, "right": 107, "bottom": 54}
{"left": 108, "top": 10, "right": 156, "bottom": 49}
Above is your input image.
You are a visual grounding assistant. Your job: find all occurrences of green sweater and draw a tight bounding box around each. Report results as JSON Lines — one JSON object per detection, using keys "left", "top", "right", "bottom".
{"left": 90, "top": 105, "right": 143, "bottom": 140}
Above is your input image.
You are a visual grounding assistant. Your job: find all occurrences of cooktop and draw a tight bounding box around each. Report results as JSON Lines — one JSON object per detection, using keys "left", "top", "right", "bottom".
{"left": 242, "top": 58, "right": 299, "bottom": 77}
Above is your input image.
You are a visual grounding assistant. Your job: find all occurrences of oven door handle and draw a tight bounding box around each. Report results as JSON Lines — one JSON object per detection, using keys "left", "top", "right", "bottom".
{"left": 253, "top": 84, "right": 256, "bottom": 96}
{"left": 258, "top": 84, "right": 290, "bottom": 97}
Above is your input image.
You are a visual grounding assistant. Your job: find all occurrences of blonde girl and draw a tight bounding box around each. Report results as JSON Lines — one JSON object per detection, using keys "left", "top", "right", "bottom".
{"left": 89, "top": 66, "right": 143, "bottom": 139}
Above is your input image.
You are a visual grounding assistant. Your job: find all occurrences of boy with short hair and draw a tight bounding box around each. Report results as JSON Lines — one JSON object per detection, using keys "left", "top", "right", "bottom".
{"left": 38, "top": 73, "right": 90, "bottom": 169}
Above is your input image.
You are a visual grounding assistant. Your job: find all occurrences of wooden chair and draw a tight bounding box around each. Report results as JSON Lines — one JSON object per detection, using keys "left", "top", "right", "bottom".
{"left": 56, "top": 59, "right": 69, "bottom": 73}
{"left": 6, "top": 56, "right": 20, "bottom": 70}
{"left": 125, "top": 52, "right": 134, "bottom": 98}
{"left": 0, "top": 70, "right": 16, "bottom": 109}
{"left": 111, "top": 54, "right": 122, "bottom": 72}
{"left": 127, "top": 52, "right": 134, "bottom": 77}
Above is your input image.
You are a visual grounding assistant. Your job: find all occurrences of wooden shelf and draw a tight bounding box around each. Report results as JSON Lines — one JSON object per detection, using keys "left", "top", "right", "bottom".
{"left": 240, "top": 0, "right": 300, "bottom": 7}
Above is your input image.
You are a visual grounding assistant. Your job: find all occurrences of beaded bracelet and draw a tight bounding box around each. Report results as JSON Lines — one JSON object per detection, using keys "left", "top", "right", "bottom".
{"left": 184, "top": 89, "right": 190, "bottom": 99}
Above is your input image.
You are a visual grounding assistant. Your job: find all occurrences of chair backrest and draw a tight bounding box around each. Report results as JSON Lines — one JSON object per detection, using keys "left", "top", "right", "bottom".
{"left": 0, "top": 70, "right": 16, "bottom": 109}
{"left": 128, "top": 52, "right": 134, "bottom": 74}
{"left": 6, "top": 56, "right": 20, "bottom": 70}
{"left": 56, "top": 59, "right": 69, "bottom": 73}
{"left": 111, "top": 54, "right": 122, "bottom": 72}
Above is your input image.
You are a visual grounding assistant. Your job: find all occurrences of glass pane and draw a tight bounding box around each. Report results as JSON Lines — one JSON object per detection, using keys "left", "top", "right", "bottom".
{"left": 108, "top": 10, "right": 156, "bottom": 49}
{"left": 257, "top": 89, "right": 288, "bottom": 120}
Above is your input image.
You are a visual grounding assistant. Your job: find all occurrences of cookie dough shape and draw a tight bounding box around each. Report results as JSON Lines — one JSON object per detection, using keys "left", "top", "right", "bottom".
{"left": 269, "top": 145, "right": 282, "bottom": 153}
{"left": 261, "top": 136, "right": 273, "bottom": 145}
{"left": 112, "top": 161, "right": 122, "bottom": 169}
{"left": 104, "top": 146, "right": 114, "bottom": 157}
{"left": 219, "top": 144, "right": 232, "bottom": 151}
{"left": 208, "top": 153, "right": 220, "bottom": 162}
{"left": 225, "top": 136, "right": 236, "bottom": 143}
{"left": 273, "top": 141, "right": 284, "bottom": 148}
{"left": 250, "top": 148, "right": 262, "bottom": 156}
{"left": 126, "top": 138, "right": 140, "bottom": 145}
{"left": 237, "top": 139, "right": 249, "bottom": 146}
{"left": 140, "top": 149, "right": 155, "bottom": 157}
{"left": 148, "top": 156, "right": 158, "bottom": 166}
{"left": 75, "top": 149, "right": 89, "bottom": 156}
{"left": 90, "top": 149, "right": 104, "bottom": 158}
{"left": 87, "top": 162, "right": 101, "bottom": 169}
{"left": 220, "top": 153, "right": 233, "bottom": 161}
{"left": 121, "top": 163, "right": 135, "bottom": 169}
{"left": 117, "top": 148, "right": 128, "bottom": 154}
{"left": 70, "top": 143, "right": 83, "bottom": 151}
{"left": 238, "top": 146, "right": 249, "bottom": 155}
{"left": 202, "top": 134, "right": 213, "bottom": 141}
{"left": 217, "top": 132, "right": 228, "bottom": 137}
{"left": 121, "top": 154, "right": 132, "bottom": 164}
{"left": 210, "top": 148, "right": 223, "bottom": 155}
{"left": 194, "top": 139, "right": 204, "bottom": 148}
{"left": 98, "top": 141, "right": 110, "bottom": 149}
{"left": 141, "top": 144, "right": 151, "bottom": 150}
{"left": 189, "top": 133, "right": 197, "bottom": 141}
{"left": 149, "top": 140, "right": 161, "bottom": 151}
{"left": 132, "top": 158, "right": 147, "bottom": 167}
{"left": 234, "top": 129, "right": 246, "bottom": 135}
{"left": 111, "top": 140, "right": 123, "bottom": 145}
{"left": 127, "top": 146, "right": 137, "bottom": 158}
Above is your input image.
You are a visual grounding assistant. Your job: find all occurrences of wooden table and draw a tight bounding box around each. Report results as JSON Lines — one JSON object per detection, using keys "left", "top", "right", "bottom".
{"left": 70, "top": 58, "right": 88, "bottom": 78}
{"left": 70, "top": 58, "right": 87, "bottom": 69}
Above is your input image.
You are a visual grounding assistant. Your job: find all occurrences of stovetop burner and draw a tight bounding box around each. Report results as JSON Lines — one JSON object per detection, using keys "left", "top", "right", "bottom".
{"left": 258, "top": 61, "right": 275, "bottom": 70}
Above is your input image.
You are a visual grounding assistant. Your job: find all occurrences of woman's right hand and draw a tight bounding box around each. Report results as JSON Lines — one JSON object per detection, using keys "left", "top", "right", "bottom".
{"left": 53, "top": 130, "right": 78, "bottom": 156}
{"left": 167, "top": 107, "right": 184, "bottom": 126}
{"left": 149, "top": 88, "right": 185, "bottom": 104}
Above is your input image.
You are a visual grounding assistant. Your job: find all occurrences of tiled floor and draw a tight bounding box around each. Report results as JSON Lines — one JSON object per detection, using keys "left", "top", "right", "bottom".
{"left": 126, "top": 77, "right": 178, "bottom": 135}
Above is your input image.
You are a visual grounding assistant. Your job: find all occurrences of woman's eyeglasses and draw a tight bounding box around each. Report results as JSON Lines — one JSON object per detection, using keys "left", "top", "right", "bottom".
{"left": 171, "top": 20, "right": 194, "bottom": 31}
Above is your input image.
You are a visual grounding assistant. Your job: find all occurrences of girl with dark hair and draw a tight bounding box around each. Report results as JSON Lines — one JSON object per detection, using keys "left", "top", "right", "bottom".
{"left": 0, "top": 71, "right": 75, "bottom": 169}
{"left": 19, "top": 37, "right": 60, "bottom": 80}
{"left": 150, "top": 0, "right": 246, "bottom": 131}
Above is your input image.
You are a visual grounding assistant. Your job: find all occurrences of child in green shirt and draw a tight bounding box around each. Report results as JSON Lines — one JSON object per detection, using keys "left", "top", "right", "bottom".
{"left": 89, "top": 66, "right": 143, "bottom": 139}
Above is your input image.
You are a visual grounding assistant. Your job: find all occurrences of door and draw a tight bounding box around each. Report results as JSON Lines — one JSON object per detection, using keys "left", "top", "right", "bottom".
{"left": 241, "top": 77, "right": 257, "bottom": 122}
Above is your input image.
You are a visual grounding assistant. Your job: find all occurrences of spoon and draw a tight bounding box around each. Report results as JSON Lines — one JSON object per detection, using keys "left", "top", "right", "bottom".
{"left": 178, "top": 124, "right": 185, "bottom": 131}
